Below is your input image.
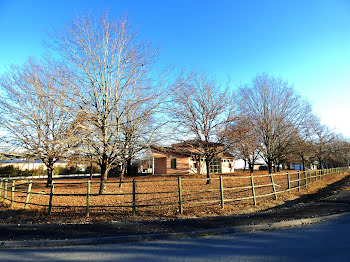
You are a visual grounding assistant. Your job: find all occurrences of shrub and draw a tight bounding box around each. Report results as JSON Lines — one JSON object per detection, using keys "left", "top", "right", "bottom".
{"left": 0, "top": 165, "right": 45, "bottom": 178}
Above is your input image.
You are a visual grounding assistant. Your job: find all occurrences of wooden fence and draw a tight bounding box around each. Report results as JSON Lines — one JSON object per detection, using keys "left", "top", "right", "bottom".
{"left": 0, "top": 167, "right": 348, "bottom": 217}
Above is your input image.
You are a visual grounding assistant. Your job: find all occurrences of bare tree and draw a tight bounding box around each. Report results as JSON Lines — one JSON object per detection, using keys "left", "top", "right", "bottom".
{"left": 289, "top": 114, "right": 317, "bottom": 171}
{"left": 311, "top": 120, "right": 335, "bottom": 169}
{"left": 327, "top": 137, "right": 350, "bottom": 167}
{"left": 0, "top": 58, "right": 73, "bottom": 186}
{"left": 169, "top": 71, "right": 237, "bottom": 184}
{"left": 228, "top": 115, "right": 262, "bottom": 173}
{"left": 117, "top": 96, "right": 161, "bottom": 186}
{"left": 49, "top": 13, "right": 168, "bottom": 193}
{"left": 238, "top": 74, "right": 311, "bottom": 174}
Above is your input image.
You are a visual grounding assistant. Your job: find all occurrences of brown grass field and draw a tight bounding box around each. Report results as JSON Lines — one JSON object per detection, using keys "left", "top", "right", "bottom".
{"left": 0, "top": 169, "right": 348, "bottom": 223}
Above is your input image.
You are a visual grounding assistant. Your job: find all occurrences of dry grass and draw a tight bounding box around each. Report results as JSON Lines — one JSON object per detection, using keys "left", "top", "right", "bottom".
{"left": 1, "top": 169, "right": 348, "bottom": 223}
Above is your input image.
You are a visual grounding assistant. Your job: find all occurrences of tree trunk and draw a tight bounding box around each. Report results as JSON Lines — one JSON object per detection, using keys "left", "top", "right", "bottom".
{"left": 205, "top": 159, "right": 211, "bottom": 184}
{"left": 302, "top": 158, "right": 306, "bottom": 172}
{"left": 248, "top": 159, "right": 254, "bottom": 173}
{"left": 243, "top": 159, "right": 247, "bottom": 171}
{"left": 126, "top": 158, "right": 132, "bottom": 176}
{"left": 99, "top": 160, "right": 109, "bottom": 194}
{"left": 267, "top": 158, "right": 273, "bottom": 174}
{"left": 46, "top": 162, "right": 54, "bottom": 187}
{"left": 318, "top": 157, "right": 322, "bottom": 169}
{"left": 119, "top": 164, "right": 126, "bottom": 188}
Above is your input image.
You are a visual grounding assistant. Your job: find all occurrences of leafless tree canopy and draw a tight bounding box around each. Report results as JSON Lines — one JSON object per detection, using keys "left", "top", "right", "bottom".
{"left": 169, "top": 71, "right": 237, "bottom": 183}
{"left": 0, "top": 58, "right": 73, "bottom": 185}
{"left": 238, "top": 74, "right": 311, "bottom": 173}
{"left": 49, "top": 13, "right": 167, "bottom": 193}
{"left": 228, "top": 115, "right": 262, "bottom": 172}
{"left": 310, "top": 119, "right": 336, "bottom": 169}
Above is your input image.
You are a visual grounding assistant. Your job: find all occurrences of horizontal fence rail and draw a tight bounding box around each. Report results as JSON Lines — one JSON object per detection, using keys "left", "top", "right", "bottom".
{"left": 0, "top": 167, "right": 348, "bottom": 217}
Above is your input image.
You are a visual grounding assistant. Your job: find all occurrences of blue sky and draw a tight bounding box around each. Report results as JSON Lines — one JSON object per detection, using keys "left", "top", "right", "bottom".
{"left": 1, "top": 0, "right": 350, "bottom": 137}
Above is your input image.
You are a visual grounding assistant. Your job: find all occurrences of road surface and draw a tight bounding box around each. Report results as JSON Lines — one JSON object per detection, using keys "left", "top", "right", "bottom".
{"left": 1, "top": 214, "right": 350, "bottom": 262}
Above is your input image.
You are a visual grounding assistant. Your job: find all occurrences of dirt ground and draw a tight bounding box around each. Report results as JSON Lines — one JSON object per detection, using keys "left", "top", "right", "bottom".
{"left": 0, "top": 169, "right": 348, "bottom": 223}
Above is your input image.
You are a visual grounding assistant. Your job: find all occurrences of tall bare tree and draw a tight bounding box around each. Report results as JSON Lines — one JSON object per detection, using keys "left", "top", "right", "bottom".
{"left": 289, "top": 114, "right": 317, "bottom": 171}
{"left": 238, "top": 74, "right": 311, "bottom": 174}
{"left": 49, "top": 13, "right": 168, "bottom": 193}
{"left": 327, "top": 137, "right": 350, "bottom": 167}
{"left": 228, "top": 115, "right": 262, "bottom": 172}
{"left": 169, "top": 71, "right": 237, "bottom": 184}
{"left": 311, "top": 120, "right": 335, "bottom": 169}
{"left": 0, "top": 58, "right": 73, "bottom": 186}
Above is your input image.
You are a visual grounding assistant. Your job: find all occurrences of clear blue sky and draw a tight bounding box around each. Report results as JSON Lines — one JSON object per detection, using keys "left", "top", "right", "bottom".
{"left": 1, "top": 0, "right": 350, "bottom": 137}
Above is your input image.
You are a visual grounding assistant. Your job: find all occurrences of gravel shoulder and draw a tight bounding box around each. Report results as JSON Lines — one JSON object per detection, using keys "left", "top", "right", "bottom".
{"left": 1, "top": 174, "right": 350, "bottom": 242}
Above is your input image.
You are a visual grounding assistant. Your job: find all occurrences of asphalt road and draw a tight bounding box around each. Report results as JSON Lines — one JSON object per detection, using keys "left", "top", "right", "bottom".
{"left": 1, "top": 213, "right": 350, "bottom": 262}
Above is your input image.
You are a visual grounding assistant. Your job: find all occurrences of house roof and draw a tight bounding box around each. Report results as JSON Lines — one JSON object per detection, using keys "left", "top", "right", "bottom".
{"left": 151, "top": 143, "right": 235, "bottom": 159}
{"left": 172, "top": 140, "right": 225, "bottom": 148}
{"left": 150, "top": 145, "right": 192, "bottom": 157}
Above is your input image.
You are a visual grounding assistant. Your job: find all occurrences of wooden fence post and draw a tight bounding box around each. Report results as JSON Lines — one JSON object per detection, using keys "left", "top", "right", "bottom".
{"left": 298, "top": 171, "right": 301, "bottom": 191}
{"left": 305, "top": 171, "right": 308, "bottom": 186}
{"left": 269, "top": 173, "right": 277, "bottom": 200}
{"left": 10, "top": 180, "right": 15, "bottom": 209}
{"left": 86, "top": 180, "right": 90, "bottom": 217}
{"left": 309, "top": 170, "right": 312, "bottom": 183}
{"left": 250, "top": 174, "right": 257, "bottom": 205}
{"left": 24, "top": 181, "right": 32, "bottom": 210}
{"left": 287, "top": 172, "right": 291, "bottom": 192}
{"left": 219, "top": 176, "right": 224, "bottom": 209}
{"left": 48, "top": 182, "right": 54, "bottom": 215}
{"left": 178, "top": 177, "right": 183, "bottom": 214}
{"left": 132, "top": 179, "right": 136, "bottom": 216}
{"left": 3, "top": 179, "right": 8, "bottom": 204}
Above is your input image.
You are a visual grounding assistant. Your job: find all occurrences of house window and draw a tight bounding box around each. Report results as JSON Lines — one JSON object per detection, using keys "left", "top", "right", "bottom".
{"left": 210, "top": 158, "right": 222, "bottom": 173}
{"left": 170, "top": 158, "right": 177, "bottom": 169}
